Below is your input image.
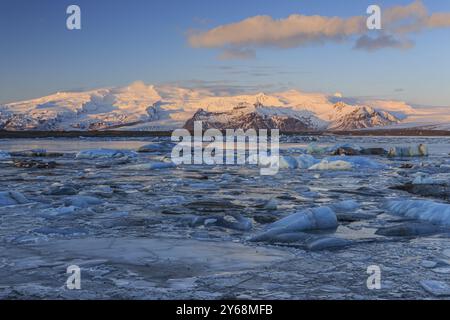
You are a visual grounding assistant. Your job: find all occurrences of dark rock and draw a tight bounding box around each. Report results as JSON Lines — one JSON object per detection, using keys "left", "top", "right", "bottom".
{"left": 13, "top": 159, "right": 57, "bottom": 169}
{"left": 360, "top": 148, "right": 388, "bottom": 155}
{"left": 331, "top": 147, "right": 360, "bottom": 156}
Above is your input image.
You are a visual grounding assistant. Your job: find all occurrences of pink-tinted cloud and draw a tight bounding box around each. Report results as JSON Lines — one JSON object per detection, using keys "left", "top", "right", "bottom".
{"left": 187, "top": 0, "right": 450, "bottom": 58}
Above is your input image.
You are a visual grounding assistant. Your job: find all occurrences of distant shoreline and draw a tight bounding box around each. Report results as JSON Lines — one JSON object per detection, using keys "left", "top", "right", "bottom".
{"left": 1, "top": 129, "right": 450, "bottom": 139}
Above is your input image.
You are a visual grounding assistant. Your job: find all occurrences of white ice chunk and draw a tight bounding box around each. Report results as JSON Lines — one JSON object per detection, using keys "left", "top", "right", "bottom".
{"left": 325, "top": 156, "right": 386, "bottom": 169}
{"left": 388, "top": 144, "right": 428, "bottom": 157}
{"left": 267, "top": 206, "right": 338, "bottom": 232}
{"left": 308, "top": 160, "right": 353, "bottom": 171}
{"left": 76, "top": 149, "right": 137, "bottom": 159}
{"left": 122, "top": 161, "right": 175, "bottom": 170}
{"left": 247, "top": 155, "right": 298, "bottom": 170}
{"left": 278, "top": 155, "right": 298, "bottom": 169}
{"left": 250, "top": 206, "right": 338, "bottom": 242}
{"left": 294, "top": 154, "right": 320, "bottom": 169}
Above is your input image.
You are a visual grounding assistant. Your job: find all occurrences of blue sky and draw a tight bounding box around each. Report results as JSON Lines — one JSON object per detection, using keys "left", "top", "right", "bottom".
{"left": 0, "top": 0, "right": 449, "bottom": 106}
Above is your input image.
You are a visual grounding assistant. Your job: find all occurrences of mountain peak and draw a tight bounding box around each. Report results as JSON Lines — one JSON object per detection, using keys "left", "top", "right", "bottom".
{"left": 0, "top": 82, "right": 445, "bottom": 132}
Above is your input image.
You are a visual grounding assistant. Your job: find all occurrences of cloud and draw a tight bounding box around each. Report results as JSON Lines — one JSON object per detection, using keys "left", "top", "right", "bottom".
{"left": 188, "top": 14, "right": 366, "bottom": 49}
{"left": 354, "top": 34, "right": 414, "bottom": 51}
{"left": 187, "top": 0, "right": 450, "bottom": 58}
{"left": 161, "top": 79, "right": 280, "bottom": 96}
{"left": 218, "top": 48, "right": 256, "bottom": 60}
{"left": 428, "top": 12, "right": 450, "bottom": 28}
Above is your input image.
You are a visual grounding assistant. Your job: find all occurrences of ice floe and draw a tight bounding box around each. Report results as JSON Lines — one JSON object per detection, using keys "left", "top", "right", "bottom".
{"left": 64, "top": 195, "right": 103, "bottom": 208}
{"left": 137, "top": 143, "right": 175, "bottom": 153}
{"left": 306, "top": 237, "right": 353, "bottom": 251}
{"left": 250, "top": 206, "right": 338, "bottom": 242}
{"left": 329, "top": 200, "right": 360, "bottom": 212}
{"left": 308, "top": 160, "right": 353, "bottom": 171}
{"left": 189, "top": 213, "right": 252, "bottom": 231}
{"left": 75, "top": 149, "right": 137, "bottom": 160}
{"left": 0, "top": 151, "right": 10, "bottom": 159}
{"left": 412, "top": 173, "right": 444, "bottom": 185}
{"left": 388, "top": 144, "right": 428, "bottom": 157}
{"left": 324, "top": 156, "right": 386, "bottom": 169}
{"left": 278, "top": 155, "right": 299, "bottom": 169}
{"left": 294, "top": 154, "right": 319, "bottom": 169}
{"left": 122, "top": 161, "right": 175, "bottom": 170}
{"left": 386, "top": 200, "right": 450, "bottom": 226}
{"left": 306, "top": 143, "right": 327, "bottom": 155}
{"left": 0, "top": 191, "right": 29, "bottom": 206}
{"left": 420, "top": 280, "right": 450, "bottom": 297}
{"left": 267, "top": 206, "right": 338, "bottom": 231}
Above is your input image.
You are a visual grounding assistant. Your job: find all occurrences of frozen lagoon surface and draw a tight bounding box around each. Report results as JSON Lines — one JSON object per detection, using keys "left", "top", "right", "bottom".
{"left": 1, "top": 135, "right": 450, "bottom": 300}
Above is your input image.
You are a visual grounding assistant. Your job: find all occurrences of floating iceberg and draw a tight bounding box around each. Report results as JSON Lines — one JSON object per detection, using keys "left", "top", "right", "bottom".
{"left": 330, "top": 200, "right": 360, "bottom": 212}
{"left": 0, "top": 151, "right": 10, "bottom": 159}
{"left": 308, "top": 160, "right": 353, "bottom": 171}
{"left": 324, "top": 156, "right": 386, "bottom": 169}
{"left": 278, "top": 155, "right": 299, "bottom": 169}
{"left": 189, "top": 213, "right": 252, "bottom": 231}
{"left": 386, "top": 200, "right": 450, "bottom": 226}
{"left": 76, "top": 149, "right": 137, "bottom": 160}
{"left": 295, "top": 154, "right": 320, "bottom": 169}
{"left": 0, "top": 191, "right": 29, "bottom": 206}
{"left": 388, "top": 144, "right": 428, "bottom": 157}
{"left": 122, "top": 161, "right": 175, "bottom": 170}
{"left": 247, "top": 155, "right": 298, "bottom": 170}
{"left": 137, "top": 143, "right": 175, "bottom": 153}
{"left": 250, "top": 206, "right": 338, "bottom": 242}
{"left": 267, "top": 206, "right": 338, "bottom": 232}
{"left": 306, "top": 143, "right": 327, "bottom": 155}
{"left": 64, "top": 195, "right": 103, "bottom": 208}
{"left": 412, "top": 173, "right": 444, "bottom": 185}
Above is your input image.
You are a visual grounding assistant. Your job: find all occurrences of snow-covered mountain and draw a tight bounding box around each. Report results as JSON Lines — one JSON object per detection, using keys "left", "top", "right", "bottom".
{"left": 0, "top": 81, "right": 448, "bottom": 132}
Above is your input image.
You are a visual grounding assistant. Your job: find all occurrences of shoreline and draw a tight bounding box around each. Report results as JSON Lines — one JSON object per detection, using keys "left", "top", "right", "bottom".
{"left": 1, "top": 129, "right": 450, "bottom": 139}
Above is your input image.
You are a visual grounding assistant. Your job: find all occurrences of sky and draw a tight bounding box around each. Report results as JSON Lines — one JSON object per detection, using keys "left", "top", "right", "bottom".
{"left": 0, "top": 0, "right": 450, "bottom": 107}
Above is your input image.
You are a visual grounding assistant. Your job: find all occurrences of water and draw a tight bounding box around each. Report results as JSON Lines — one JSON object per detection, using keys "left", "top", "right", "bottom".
{"left": 1, "top": 135, "right": 450, "bottom": 299}
{"left": 1, "top": 135, "right": 449, "bottom": 154}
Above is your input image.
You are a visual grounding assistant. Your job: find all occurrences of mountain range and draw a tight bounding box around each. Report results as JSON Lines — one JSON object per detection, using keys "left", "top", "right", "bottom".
{"left": 1, "top": 81, "right": 449, "bottom": 132}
